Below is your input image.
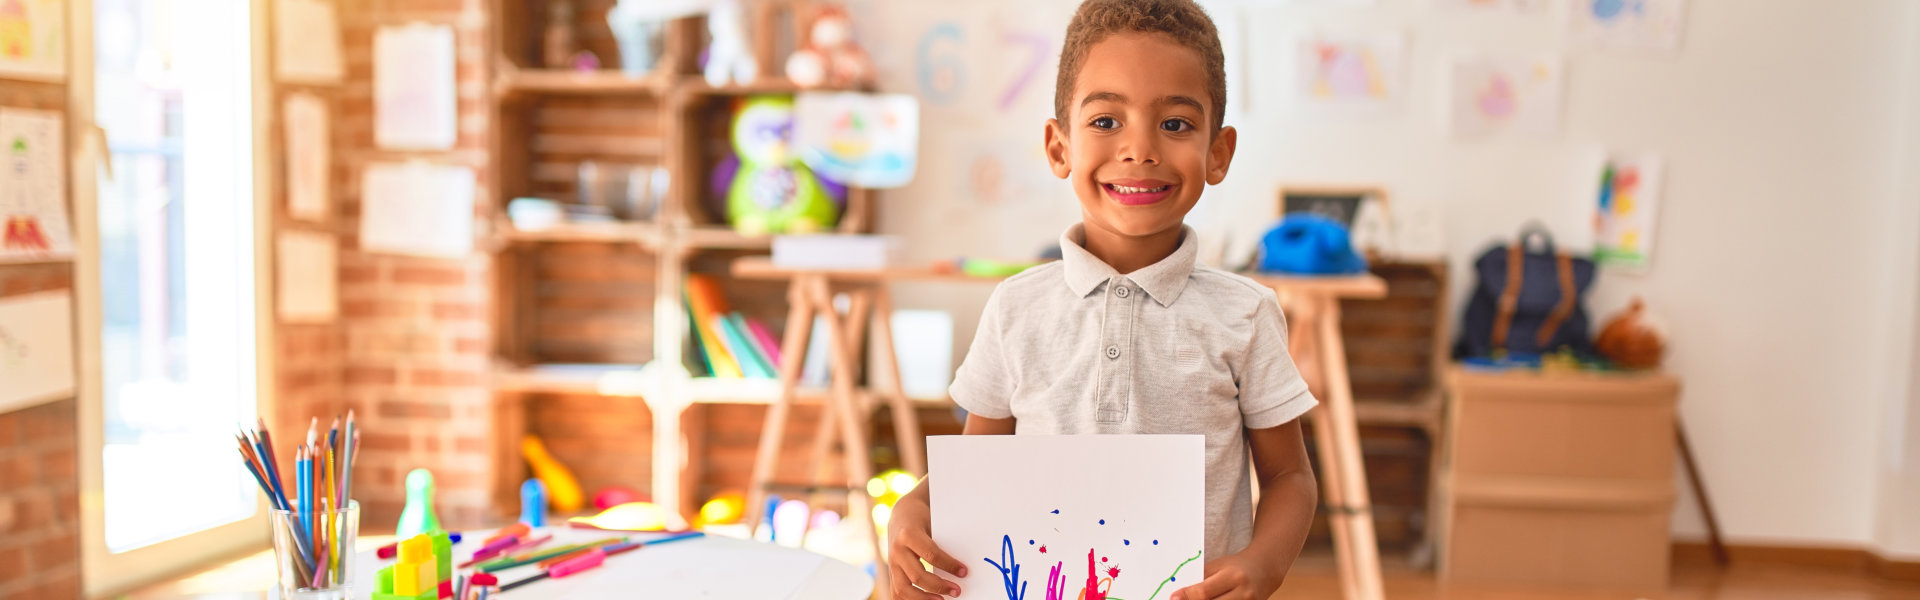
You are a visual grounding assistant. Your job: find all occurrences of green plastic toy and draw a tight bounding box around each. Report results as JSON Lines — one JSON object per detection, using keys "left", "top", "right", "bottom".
{"left": 725, "top": 96, "right": 839, "bottom": 236}
{"left": 396, "top": 469, "right": 440, "bottom": 539}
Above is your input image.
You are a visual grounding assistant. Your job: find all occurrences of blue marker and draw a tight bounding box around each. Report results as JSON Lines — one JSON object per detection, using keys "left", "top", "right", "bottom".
{"left": 520, "top": 479, "right": 547, "bottom": 527}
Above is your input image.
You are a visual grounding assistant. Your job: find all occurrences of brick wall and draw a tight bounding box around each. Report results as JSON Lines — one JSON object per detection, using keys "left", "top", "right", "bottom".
{"left": 316, "top": 0, "right": 498, "bottom": 531}
{"left": 0, "top": 83, "right": 83, "bottom": 599}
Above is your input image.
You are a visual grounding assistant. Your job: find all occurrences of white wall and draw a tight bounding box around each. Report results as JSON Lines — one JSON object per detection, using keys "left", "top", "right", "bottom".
{"left": 869, "top": 0, "right": 1920, "bottom": 549}
{"left": 1874, "top": 1, "right": 1920, "bottom": 561}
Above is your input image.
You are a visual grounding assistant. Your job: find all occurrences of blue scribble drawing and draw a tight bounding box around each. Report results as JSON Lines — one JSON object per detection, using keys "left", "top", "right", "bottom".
{"left": 984, "top": 534, "right": 1028, "bottom": 600}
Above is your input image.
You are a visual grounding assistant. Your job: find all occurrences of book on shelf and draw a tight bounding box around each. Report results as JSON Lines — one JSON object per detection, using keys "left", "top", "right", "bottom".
{"left": 685, "top": 275, "right": 743, "bottom": 378}
{"left": 717, "top": 312, "right": 776, "bottom": 379}
{"left": 686, "top": 304, "right": 713, "bottom": 377}
{"left": 742, "top": 317, "right": 783, "bottom": 369}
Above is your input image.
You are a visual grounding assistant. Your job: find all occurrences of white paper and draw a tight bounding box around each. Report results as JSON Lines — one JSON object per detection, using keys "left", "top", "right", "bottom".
{"left": 276, "top": 230, "right": 337, "bottom": 322}
{"left": 284, "top": 93, "right": 331, "bottom": 221}
{"left": 1433, "top": 0, "right": 1545, "bottom": 11}
{"left": 359, "top": 162, "right": 475, "bottom": 258}
{"left": 1569, "top": 0, "right": 1686, "bottom": 52}
{"left": 1593, "top": 153, "right": 1664, "bottom": 269}
{"left": 0, "top": 0, "right": 65, "bottom": 81}
{"left": 1293, "top": 31, "right": 1406, "bottom": 112}
{"left": 273, "top": 0, "right": 345, "bottom": 83}
{"left": 794, "top": 93, "right": 920, "bottom": 188}
{"left": 375, "top": 24, "right": 457, "bottom": 150}
{"left": 0, "top": 109, "right": 72, "bottom": 263}
{"left": 0, "top": 291, "right": 75, "bottom": 413}
{"left": 931, "top": 435, "right": 1205, "bottom": 600}
{"left": 1447, "top": 56, "right": 1563, "bottom": 138}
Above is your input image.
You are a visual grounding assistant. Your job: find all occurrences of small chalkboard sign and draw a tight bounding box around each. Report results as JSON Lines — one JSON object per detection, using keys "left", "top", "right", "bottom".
{"left": 1277, "top": 184, "right": 1393, "bottom": 254}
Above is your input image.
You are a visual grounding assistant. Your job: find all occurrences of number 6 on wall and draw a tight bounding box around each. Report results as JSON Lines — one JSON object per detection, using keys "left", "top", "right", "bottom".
{"left": 916, "top": 23, "right": 966, "bottom": 104}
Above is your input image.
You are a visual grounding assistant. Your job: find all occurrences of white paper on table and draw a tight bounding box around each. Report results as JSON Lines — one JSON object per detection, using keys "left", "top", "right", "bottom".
{"left": 0, "top": 291, "right": 75, "bottom": 413}
{"left": 359, "top": 162, "right": 475, "bottom": 258}
{"left": 1446, "top": 55, "right": 1563, "bottom": 139}
{"left": 930, "top": 435, "right": 1205, "bottom": 600}
{"left": 518, "top": 542, "right": 825, "bottom": 599}
{"left": 1569, "top": 0, "right": 1686, "bottom": 52}
{"left": 276, "top": 230, "right": 337, "bottom": 323}
{"left": 284, "top": 93, "right": 331, "bottom": 221}
{"left": 273, "top": 0, "right": 345, "bottom": 83}
{"left": 0, "top": 109, "right": 72, "bottom": 263}
{"left": 793, "top": 93, "right": 919, "bottom": 188}
{"left": 374, "top": 23, "right": 457, "bottom": 150}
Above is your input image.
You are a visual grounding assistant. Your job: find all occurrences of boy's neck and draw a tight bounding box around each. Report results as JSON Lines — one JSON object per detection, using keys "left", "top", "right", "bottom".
{"left": 1081, "top": 222, "right": 1184, "bottom": 275}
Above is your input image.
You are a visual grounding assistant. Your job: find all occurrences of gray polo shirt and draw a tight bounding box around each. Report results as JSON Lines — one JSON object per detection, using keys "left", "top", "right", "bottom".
{"left": 950, "top": 223, "right": 1319, "bottom": 558}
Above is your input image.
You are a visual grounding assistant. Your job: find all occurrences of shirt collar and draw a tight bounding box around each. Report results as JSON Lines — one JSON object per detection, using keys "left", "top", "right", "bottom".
{"left": 1059, "top": 223, "right": 1200, "bottom": 307}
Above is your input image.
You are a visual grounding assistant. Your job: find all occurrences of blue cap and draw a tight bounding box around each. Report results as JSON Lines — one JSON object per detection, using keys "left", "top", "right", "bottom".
{"left": 520, "top": 479, "right": 547, "bottom": 527}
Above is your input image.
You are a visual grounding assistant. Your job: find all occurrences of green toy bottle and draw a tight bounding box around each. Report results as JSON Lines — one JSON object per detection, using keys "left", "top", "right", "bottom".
{"left": 396, "top": 468, "right": 441, "bottom": 538}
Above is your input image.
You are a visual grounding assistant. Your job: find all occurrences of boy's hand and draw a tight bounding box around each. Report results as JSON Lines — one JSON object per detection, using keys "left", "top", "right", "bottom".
{"left": 886, "top": 491, "right": 968, "bottom": 599}
{"left": 1169, "top": 551, "right": 1281, "bottom": 600}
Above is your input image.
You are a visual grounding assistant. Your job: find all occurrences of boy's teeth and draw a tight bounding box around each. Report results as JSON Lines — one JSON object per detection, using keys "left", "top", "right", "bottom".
{"left": 1112, "top": 184, "right": 1168, "bottom": 194}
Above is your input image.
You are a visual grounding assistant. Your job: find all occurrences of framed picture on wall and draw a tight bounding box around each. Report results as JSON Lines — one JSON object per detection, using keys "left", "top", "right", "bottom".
{"left": 1278, "top": 184, "right": 1393, "bottom": 257}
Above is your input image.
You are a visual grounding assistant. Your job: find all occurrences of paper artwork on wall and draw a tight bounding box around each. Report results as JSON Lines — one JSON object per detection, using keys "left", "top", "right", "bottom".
{"left": 1569, "top": 0, "right": 1686, "bottom": 52}
{"left": 1292, "top": 31, "right": 1405, "bottom": 112}
{"left": 0, "top": 0, "right": 66, "bottom": 81}
{"left": 374, "top": 23, "right": 457, "bottom": 150}
{"left": 1593, "top": 153, "right": 1663, "bottom": 269}
{"left": 1433, "top": 0, "right": 1545, "bottom": 12}
{"left": 359, "top": 162, "right": 475, "bottom": 259}
{"left": 0, "top": 291, "right": 74, "bottom": 414}
{"left": 276, "top": 230, "right": 338, "bottom": 323}
{"left": 930, "top": 434, "right": 1205, "bottom": 600}
{"left": 274, "top": 0, "right": 345, "bottom": 83}
{"left": 794, "top": 92, "right": 920, "bottom": 189}
{"left": 1446, "top": 56, "right": 1563, "bottom": 138}
{"left": 284, "top": 93, "right": 331, "bottom": 222}
{"left": 0, "top": 108, "right": 71, "bottom": 263}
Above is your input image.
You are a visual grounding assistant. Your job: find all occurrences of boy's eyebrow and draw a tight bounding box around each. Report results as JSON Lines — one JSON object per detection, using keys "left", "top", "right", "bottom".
{"left": 1078, "top": 91, "right": 1206, "bottom": 113}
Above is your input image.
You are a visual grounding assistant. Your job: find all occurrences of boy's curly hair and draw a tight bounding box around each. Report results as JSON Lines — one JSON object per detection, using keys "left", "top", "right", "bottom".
{"left": 1054, "top": 0, "right": 1228, "bottom": 133}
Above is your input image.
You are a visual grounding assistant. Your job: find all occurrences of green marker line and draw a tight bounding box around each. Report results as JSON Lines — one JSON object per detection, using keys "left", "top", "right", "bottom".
{"left": 1142, "top": 550, "right": 1203, "bottom": 600}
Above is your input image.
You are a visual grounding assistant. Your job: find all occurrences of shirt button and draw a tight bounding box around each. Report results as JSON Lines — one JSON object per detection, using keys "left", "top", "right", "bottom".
{"left": 1106, "top": 346, "right": 1120, "bottom": 359}
{"left": 1115, "top": 286, "right": 1131, "bottom": 298}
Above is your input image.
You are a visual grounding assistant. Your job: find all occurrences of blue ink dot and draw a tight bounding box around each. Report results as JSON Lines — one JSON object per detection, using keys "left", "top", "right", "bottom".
{"left": 1099, "top": 519, "right": 1106, "bottom": 525}
{"left": 1051, "top": 509, "right": 1060, "bottom": 514}
{"left": 1124, "top": 540, "right": 1130, "bottom": 545}
{"left": 1029, "top": 540, "right": 1034, "bottom": 545}
{"left": 1172, "top": 577, "right": 1177, "bottom": 582}
{"left": 1153, "top": 540, "right": 1159, "bottom": 545}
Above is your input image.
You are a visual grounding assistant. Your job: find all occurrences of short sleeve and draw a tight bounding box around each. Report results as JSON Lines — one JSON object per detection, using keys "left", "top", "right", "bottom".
{"left": 1237, "top": 294, "right": 1318, "bottom": 429}
{"left": 948, "top": 285, "right": 1015, "bottom": 419}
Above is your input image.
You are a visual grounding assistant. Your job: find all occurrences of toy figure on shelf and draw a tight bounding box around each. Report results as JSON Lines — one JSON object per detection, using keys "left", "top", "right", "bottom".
{"left": 705, "top": 0, "right": 758, "bottom": 86}
{"left": 784, "top": 4, "right": 873, "bottom": 89}
{"left": 726, "top": 96, "right": 839, "bottom": 235}
{"left": 1596, "top": 296, "right": 1666, "bottom": 369}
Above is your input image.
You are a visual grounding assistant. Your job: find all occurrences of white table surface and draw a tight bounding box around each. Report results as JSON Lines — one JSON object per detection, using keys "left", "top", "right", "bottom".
{"left": 348, "top": 528, "right": 872, "bottom": 600}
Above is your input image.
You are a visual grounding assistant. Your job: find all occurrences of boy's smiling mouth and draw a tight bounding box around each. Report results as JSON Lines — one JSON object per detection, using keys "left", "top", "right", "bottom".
{"left": 1101, "top": 178, "right": 1176, "bottom": 206}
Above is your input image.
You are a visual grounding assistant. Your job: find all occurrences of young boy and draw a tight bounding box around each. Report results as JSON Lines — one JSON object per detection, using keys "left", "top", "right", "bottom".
{"left": 885, "top": 1, "right": 1319, "bottom": 599}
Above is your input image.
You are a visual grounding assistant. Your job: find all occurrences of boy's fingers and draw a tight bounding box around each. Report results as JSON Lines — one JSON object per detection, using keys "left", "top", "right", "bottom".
{"left": 905, "top": 536, "right": 970, "bottom": 577}
{"left": 1172, "top": 579, "right": 1216, "bottom": 600}
{"left": 890, "top": 565, "right": 944, "bottom": 600}
{"left": 904, "top": 564, "right": 962, "bottom": 597}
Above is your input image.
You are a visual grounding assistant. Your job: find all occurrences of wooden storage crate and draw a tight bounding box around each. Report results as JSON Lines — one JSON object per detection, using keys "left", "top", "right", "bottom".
{"left": 1439, "top": 367, "right": 1681, "bottom": 590}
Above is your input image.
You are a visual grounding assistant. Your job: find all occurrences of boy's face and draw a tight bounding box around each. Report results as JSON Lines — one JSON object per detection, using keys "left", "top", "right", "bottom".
{"left": 1046, "top": 32, "right": 1237, "bottom": 241}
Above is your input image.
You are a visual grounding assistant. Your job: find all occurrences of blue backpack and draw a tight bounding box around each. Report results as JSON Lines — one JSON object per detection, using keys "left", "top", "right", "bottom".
{"left": 1454, "top": 225, "right": 1596, "bottom": 358}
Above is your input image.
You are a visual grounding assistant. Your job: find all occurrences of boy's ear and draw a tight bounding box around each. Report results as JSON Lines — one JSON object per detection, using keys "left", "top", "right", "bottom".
{"left": 1044, "top": 118, "right": 1072, "bottom": 179}
{"left": 1206, "top": 125, "right": 1238, "bottom": 185}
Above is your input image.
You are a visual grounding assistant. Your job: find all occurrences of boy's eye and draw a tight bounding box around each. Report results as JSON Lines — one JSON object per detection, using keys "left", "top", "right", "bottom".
{"left": 1161, "top": 119, "right": 1191, "bottom": 133}
{"left": 1090, "top": 117, "right": 1118, "bottom": 130}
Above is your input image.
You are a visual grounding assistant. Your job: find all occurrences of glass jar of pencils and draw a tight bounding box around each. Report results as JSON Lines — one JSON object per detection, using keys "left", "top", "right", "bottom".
{"left": 270, "top": 500, "right": 359, "bottom": 600}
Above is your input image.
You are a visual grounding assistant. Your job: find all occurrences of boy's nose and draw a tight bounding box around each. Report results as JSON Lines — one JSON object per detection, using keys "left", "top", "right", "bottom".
{"left": 1118, "top": 137, "right": 1160, "bottom": 165}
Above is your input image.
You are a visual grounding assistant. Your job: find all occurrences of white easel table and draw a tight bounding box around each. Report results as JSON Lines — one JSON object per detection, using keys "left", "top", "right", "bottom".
{"left": 344, "top": 529, "right": 871, "bottom": 599}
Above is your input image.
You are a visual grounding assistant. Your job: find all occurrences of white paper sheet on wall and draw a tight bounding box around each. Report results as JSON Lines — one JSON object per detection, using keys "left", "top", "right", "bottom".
{"left": 930, "top": 435, "right": 1205, "bottom": 600}
{"left": 374, "top": 23, "right": 458, "bottom": 150}
{"left": 284, "top": 93, "right": 332, "bottom": 221}
{"left": 277, "top": 230, "right": 338, "bottom": 322}
{"left": 0, "top": 291, "right": 75, "bottom": 414}
{"left": 359, "top": 162, "right": 475, "bottom": 258}
{"left": 0, "top": 109, "right": 72, "bottom": 263}
{"left": 274, "top": 0, "right": 346, "bottom": 83}
{"left": 1446, "top": 56, "right": 1564, "bottom": 139}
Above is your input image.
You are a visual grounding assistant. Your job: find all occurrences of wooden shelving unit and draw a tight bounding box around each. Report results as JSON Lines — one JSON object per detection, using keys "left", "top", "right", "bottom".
{"left": 484, "top": 0, "right": 880, "bottom": 521}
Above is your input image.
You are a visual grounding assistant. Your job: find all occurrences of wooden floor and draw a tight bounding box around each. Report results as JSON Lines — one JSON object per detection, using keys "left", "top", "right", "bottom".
{"left": 122, "top": 550, "right": 1920, "bottom": 600}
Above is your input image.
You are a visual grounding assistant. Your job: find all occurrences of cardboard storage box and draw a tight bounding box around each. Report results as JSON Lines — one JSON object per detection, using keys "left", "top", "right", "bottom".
{"left": 1439, "top": 368, "right": 1681, "bottom": 591}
